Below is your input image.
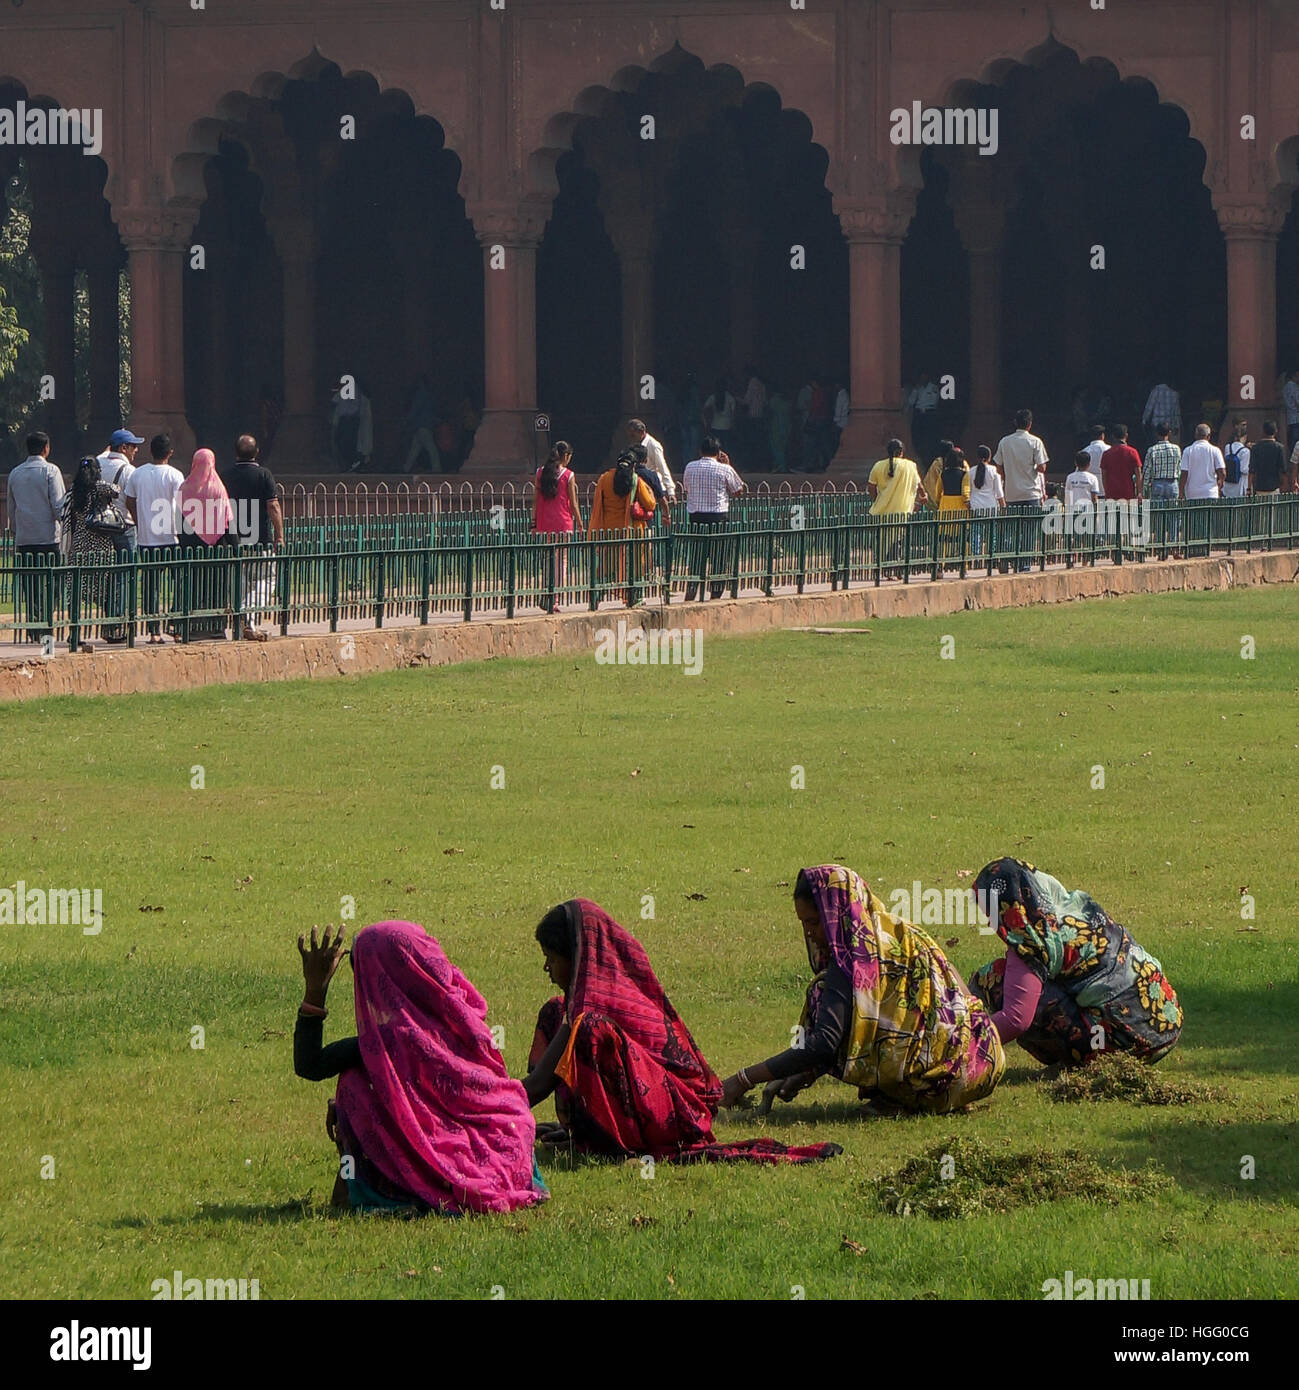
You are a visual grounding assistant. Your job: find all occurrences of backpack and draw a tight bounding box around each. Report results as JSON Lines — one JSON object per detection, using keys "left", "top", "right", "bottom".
{"left": 1224, "top": 444, "right": 1243, "bottom": 485}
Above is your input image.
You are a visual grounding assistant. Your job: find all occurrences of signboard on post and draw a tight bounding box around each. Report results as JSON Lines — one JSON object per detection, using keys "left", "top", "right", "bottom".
{"left": 534, "top": 413, "right": 551, "bottom": 433}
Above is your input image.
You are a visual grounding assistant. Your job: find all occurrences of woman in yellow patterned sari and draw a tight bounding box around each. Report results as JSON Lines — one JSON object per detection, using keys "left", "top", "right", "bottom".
{"left": 720, "top": 865, "right": 1004, "bottom": 1114}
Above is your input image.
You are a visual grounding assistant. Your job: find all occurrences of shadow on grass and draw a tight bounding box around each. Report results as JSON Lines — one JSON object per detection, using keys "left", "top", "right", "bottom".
{"left": 114, "top": 1199, "right": 327, "bottom": 1228}
{"left": 721, "top": 1097, "right": 992, "bottom": 1128}
{"left": 1112, "top": 1120, "right": 1299, "bottom": 1205}
{"left": 1170, "top": 980, "right": 1299, "bottom": 1077}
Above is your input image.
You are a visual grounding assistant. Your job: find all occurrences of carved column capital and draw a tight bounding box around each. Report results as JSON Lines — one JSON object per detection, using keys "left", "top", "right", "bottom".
{"left": 1214, "top": 195, "right": 1288, "bottom": 243}
{"left": 116, "top": 200, "right": 201, "bottom": 252}
{"left": 835, "top": 189, "right": 918, "bottom": 245}
{"left": 469, "top": 200, "right": 550, "bottom": 249}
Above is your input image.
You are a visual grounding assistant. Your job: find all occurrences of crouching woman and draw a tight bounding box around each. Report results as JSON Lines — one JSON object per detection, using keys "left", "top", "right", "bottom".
{"left": 967, "top": 858, "right": 1182, "bottom": 1067}
{"left": 721, "top": 865, "right": 1005, "bottom": 1115}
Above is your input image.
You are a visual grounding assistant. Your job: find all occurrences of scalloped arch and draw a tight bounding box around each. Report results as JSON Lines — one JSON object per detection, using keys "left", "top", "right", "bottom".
{"left": 168, "top": 51, "right": 462, "bottom": 205}
{"left": 525, "top": 46, "right": 838, "bottom": 206}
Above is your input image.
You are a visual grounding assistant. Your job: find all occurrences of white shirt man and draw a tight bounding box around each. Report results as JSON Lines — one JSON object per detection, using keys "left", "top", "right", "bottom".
{"left": 1222, "top": 436, "right": 1250, "bottom": 499}
{"left": 993, "top": 415, "right": 1049, "bottom": 504}
{"left": 96, "top": 428, "right": 143, "bottom": 490}
{"left": 1284, "top": 375, "right": 1299, "bottom": 434}
{"left": 630, "top": 421, "right": 674, "bottom": 501}
{"left": 1180, "top": 428, "right": 1225, "bottom": 500}
{"left": 682, "top": 450, "right": 744, "bottom": 516}
{"left": 124, "top": 452, "right": 185, "bottom": 546}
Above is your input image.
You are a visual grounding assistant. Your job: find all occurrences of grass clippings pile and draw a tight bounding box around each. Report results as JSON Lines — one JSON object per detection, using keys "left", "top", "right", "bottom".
{"left": 867, "top": 1136, "right": 1170, "bottom": 1220}
{"left": 1046, "top": 1052, "right": 1226, "bottom": 1106}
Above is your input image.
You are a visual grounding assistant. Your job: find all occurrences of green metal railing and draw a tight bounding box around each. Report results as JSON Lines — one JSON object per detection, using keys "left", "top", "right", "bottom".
{"left": 4, "top": 497, "right": 1297, "bottom": 649}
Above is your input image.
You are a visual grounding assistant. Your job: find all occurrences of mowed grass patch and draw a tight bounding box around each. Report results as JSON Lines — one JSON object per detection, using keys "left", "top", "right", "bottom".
{"left": 1, "top": 585, "right": 1297, "bottom": 1298}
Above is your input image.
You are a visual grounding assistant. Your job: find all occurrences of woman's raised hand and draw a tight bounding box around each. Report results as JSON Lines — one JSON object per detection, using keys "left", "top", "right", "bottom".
{"left": 297, "top": 924, "right": 347, "bottom": 1006}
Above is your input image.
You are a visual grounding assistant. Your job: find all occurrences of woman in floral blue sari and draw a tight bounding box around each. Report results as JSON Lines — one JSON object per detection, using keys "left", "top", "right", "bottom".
{"left": 968, "top": 858, "right": 1182, "bottom": 1067}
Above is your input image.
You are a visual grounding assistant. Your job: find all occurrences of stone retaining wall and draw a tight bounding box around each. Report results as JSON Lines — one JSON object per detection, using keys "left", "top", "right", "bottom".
{"left": 3, "top": 552, "right": 1295, "bottom": 703}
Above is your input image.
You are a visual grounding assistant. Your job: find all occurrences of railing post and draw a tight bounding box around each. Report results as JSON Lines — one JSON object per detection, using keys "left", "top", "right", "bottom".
{"left": 420, "top": 547, "right": 432, "bottom": 625}
{"left": 797, "top": 527, "right": 807, "bottom": 595}
{"left": 181, "top": 556, "right": 192, "bottom": 645}
{"left": 506, "top": 543, "right": 517, "bottom": 620}
{"left": 127, "top": 555, "right": 138, "bottom": 648}
{"left": 68, "top": 560, "right": 81, "bottom": 653}
{"left": 764, "top": 528, "right": 775, "bottom": 597}
{"left": 278, "top": 549, "right": 291, "bottom": 636}
{"left": 462, "top": 547, "right": 474, "bottom": 623}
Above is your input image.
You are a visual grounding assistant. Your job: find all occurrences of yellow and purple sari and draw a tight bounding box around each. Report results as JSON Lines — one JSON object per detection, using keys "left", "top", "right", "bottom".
{"left": 799, "top": 865, "right": 1004, "bottom": 1112}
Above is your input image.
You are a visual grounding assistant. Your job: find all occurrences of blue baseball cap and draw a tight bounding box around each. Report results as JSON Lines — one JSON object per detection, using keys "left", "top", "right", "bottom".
{"left": 110, "top": 428, "right": 145, "bottom": 447}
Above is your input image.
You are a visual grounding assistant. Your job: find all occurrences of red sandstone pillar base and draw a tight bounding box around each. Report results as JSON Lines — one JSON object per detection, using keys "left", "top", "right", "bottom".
{"left": 465, "top": 408, "right": 547, "bottom": 480}
{"left": 826, "top": 407, "right": 908, "bottom": 481}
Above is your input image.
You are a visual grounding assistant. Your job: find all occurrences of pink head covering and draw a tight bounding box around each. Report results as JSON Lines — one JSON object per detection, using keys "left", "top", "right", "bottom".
{"left": 333, "top": 921, "right": 541, "bottom": 1213}
{"left": 178, "top": 448, "right": 232, "bottom": 546}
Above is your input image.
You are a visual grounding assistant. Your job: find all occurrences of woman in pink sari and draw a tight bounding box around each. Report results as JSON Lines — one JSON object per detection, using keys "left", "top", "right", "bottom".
{"left": 176, "top": 448, "right": 233, "bottom": 640}
{"left": 295, "top": 922, "right": 546, "bottom": 1214}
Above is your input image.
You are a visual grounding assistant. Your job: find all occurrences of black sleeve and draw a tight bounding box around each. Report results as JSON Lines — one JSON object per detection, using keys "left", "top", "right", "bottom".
{"left": 760, "top": 962, "right": 853, "bottom": 1080}
{"left": 259, "top": 467, "right": 277, "bottom": 499}
{"left": 293, "top": 1012, "right": 362, "bottom": 1081}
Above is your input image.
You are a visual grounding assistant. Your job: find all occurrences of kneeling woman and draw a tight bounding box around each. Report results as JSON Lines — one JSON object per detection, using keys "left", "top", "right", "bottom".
{"left": 294, "top": 921, "right": 546, "bottom": 1213}
{"left": 721, "top": 865, "right": 1005, "bottom": 1114}
{"left": 968, "top": 858, "right": 1182, "bottom": 1067}
{"left": 525, "top": 899, "right": 838, "bottom": 1163}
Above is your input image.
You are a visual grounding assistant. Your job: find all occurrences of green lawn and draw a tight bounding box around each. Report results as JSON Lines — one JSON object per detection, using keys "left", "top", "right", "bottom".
{"left": 2, "top": 586, "right": 1297, "bottom": 1299}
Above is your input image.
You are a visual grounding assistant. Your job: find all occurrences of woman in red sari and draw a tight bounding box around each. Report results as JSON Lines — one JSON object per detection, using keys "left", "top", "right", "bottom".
{"left": 524, "top": 898, "right": 839, "bottom": 1164}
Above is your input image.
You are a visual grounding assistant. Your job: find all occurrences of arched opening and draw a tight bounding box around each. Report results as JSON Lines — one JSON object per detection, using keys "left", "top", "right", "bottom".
{"left": 0, "top": 79, "right": 125, "bottom": 468}
{"left": 177, "top": 59, "right": 481, "bottom": 473}
{"left": 905, "top": 45, "right": 1222, "bottom": 454}
{"left": 533, "top": 48, "right": 847, "bottom": 473}
{"left": 1276, "top": 139, "right": 1299, "bottom": 394}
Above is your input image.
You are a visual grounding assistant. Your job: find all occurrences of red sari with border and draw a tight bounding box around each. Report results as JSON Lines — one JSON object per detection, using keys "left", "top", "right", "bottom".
{"left": 529, "top": 899, "right": 839, "bottom": 1164}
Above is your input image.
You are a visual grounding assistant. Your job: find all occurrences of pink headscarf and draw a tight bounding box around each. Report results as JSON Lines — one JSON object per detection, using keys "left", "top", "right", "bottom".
{"left": 179, "top": 448, "right": 232, "bottom": 546}
{"left": 333, "top": 921, "right": 541, "bottom": 1214}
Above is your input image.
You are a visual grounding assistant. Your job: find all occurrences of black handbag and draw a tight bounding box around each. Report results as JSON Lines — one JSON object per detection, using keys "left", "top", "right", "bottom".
{"left": 84, "top": 498, "right": 131, "bottom": 540}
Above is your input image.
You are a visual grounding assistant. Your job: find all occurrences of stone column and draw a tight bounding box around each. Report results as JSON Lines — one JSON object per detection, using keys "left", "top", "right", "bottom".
{"left": 602, "top": 201, "right": 656, "bottom": 443}
{"left": 951, "top": 169, "right": 1008, "bottom": 450}
{"left": 119, "top": 203, "right": 199, "bottom": 459}
{"left": 37, "top": 259, "right": 78, "bottom": 455}
{"left": 831, "top": 191, "right": 917, "bottom": 474}
{"left": 1217, "top": 197, "right": 1287, "bottom": 431}
{"left": 267, "top": 212, "right": 319, "bottom": 465}
{"left": 464, "top": 202, "right": 548, "bottom": 477}
{"left": 87, "top": 258, "right": 125, "bottom": 447}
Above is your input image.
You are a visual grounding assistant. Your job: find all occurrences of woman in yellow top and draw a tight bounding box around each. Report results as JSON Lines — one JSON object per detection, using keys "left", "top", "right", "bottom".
{"left": 921, "top": 438, "right": 952, "bottom": 513}
{"left": 589, "top": 450, "right": 657, "bottom": 602}
{"left": 867, "top": 438, "right": 926, "bottom": 515}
